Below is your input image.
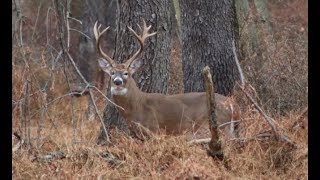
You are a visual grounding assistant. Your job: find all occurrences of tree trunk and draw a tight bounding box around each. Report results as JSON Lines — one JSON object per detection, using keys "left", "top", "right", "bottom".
{"left": 97, "top": 0, "right": 173, "bottom": 144}
{"left": 70, "top": 0, "right": 117, "bottom": 121}
{"left": 180, "top": 0, "right": 241, "bottom": 96}
{"left": 71, "top": 0, "right": 117, "bottom": 86}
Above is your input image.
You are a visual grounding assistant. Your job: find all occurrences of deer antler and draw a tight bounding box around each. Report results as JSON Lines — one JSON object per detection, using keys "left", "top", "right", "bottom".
{"left": 125, "top": 19, "right": 157, "bottom": 68}
{"left": 93, "top": 21, "right": 116, "bottom": 66}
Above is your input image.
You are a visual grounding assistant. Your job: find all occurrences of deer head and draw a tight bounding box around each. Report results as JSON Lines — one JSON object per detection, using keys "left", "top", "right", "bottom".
{"left": 93, "top": 20, "right": 156, "bottom": 96}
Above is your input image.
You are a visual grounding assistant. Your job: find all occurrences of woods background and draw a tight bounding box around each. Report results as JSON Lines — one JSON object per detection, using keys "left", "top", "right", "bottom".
{"left": 12, "top": 0, "right": 308, "bottom": 179}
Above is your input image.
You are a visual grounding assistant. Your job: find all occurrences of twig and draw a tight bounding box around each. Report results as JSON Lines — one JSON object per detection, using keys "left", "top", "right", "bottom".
{"left": 35, "top": 150, "right": 66, "bottom": 163}
{"left": 45, "top": 7, "right": 53, "bottom": 45}
{"left": 68, "top": 16, "right": 82, "bottom": 24}
{"left": 218, "top": 120, "right": 241, "bottom": 129}
{"left": 187, "top": 138, "right": 211, "bottom": 145}
{"left": 232, "top": 40, "right": 245, "bottom": 86}
{"left": 69, "top": 28, "right": 91, "bottom": 39}
{"left": 31, "top": 0, "right": 42, "bottom": 41}
{"left": 238, "top": 84, "right": 279, "bottom": 139}
{"left": 89, "top": 90, "right": 111, "bottom": 144}
{"left": 66, "top": 2, "right": 71, "bottom": 50}
{"left": 47, "top": 90, "right": 88, "bottom": 106}
{"left": 53, "top": 0, "right": 116, "bottom": 142}
{"left": 238, "top": 84, "right": 297, "bottom": 147}
{"left": 23, "top": 79, "right": 31, "bottom": 145}
{"left": 90, "top": 86, "right": 125, "bottom": 112}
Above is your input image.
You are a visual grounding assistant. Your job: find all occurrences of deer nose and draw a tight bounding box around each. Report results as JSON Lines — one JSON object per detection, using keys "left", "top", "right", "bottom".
{"left": 114, "top": 78, "right": 123, "bottom": 86}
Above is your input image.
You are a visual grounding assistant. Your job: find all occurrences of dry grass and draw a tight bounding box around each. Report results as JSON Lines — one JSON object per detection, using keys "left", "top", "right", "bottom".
{"left": 12, "top": 106, "right": 308, "bottom": 179}
{"left": 238, "top": 0, "right": 308, "bottom": 116}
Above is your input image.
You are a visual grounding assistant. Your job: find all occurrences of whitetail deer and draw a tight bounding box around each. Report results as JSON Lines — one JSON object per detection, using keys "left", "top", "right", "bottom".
{"left": 93, "top": 20, "right": 240, "bottom": 138}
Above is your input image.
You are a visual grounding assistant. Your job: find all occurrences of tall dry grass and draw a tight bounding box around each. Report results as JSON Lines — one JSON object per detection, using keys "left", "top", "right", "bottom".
{"left": 238, "top": 0, "right": 308, "bottom": 116}
{"left": 12, "top": 108, "right": 307, "bottom": 179}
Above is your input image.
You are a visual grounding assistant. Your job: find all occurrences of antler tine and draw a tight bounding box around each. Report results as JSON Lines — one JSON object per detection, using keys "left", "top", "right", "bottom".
{"left": 125, "top": 19, "right": 157, "bottom": 68}
{"left": 93, "top": 21, "right": 115, "bottom": 65}
{"left": 141, "top": 19, "right": 157, "bottom": 39}
{"left": 137, "top": 23, "right": 142, "bottom": 32}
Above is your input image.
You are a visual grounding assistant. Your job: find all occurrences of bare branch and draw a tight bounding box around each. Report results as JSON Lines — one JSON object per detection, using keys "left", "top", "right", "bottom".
{"left": 90, "top": 86, "right": 125, "bottom": 112}
{"left": 31, "top": 0, "right": 43, "bottom": 41}
{"left": 68, "top": 16, "right": 82, "bottom": 24}
{"left": 187, "top": 138, "right": 211, "bottom": 145}
{"left": 53, "top": 0, "right": 114, "bottom": 142}
{"left": 69, "top": 28, "right": 91, "bottom": 39}
{"left": 218, "top": 120, "right": 241, "bottom": 129}
{"left": 238, "top": 84, "right": 279, "bottom": 138}
{"left": 89, "top": 90, "right": 111, "bottom": 144}
{"left": 238, "top": 84, "right": 297, "bottom": 147}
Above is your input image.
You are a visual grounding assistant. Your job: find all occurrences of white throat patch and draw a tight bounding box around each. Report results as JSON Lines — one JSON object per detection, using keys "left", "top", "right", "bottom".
{"left": 111, "top": 86, "right": 128, "bottom": 96}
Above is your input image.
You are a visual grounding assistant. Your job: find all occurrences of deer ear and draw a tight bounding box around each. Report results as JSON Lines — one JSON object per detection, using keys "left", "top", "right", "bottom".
{"left": 129, "top": 59, "right": 142, "bottom": 74}
{"left": 98, "top": 58, "right": 113, "bottom": 76}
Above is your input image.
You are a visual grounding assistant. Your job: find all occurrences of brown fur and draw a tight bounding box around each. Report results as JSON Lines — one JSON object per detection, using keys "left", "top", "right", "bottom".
{"left": 112, "top": 77, "right": 240, "bottom": 137}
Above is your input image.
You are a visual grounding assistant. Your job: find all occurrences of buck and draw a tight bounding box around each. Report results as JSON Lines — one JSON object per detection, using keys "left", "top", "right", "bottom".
{"left": 93, "top": 20, "right": 240, "bottom": 138}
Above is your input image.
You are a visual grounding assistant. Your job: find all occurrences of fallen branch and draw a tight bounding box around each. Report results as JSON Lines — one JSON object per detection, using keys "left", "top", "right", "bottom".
{"left": 239, "top": 84, "right": 279, "bottom": 138}
{"left": 218, "top": 120, "right": 241, "bottom": 129}
{"left": 238, "top": 84, "right": 297, "bottom": 148}
{"left": 34, "top": 150, "right": 66, "bottom": 163}
{"left": 187, "top": 138, "right": 211, "bottom": 145}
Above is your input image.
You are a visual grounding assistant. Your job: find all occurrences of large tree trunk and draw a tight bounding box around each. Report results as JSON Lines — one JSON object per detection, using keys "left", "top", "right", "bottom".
{"left": 71, "top": 0, "right": 117, "bottom": 87}
{"left": 97, "top": 0, "right": 173, "bottom": 144}
{"left": 70, "top": 0, "right": 117, "bottom": 121}
{"left": 180, "top": 0, "right": 241, "bottom": 96}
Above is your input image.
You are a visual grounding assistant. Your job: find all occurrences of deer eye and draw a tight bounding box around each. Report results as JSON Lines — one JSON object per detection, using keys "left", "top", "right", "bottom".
{"left": 111, "top": 71, "right": 115, "bottom": 76}
{"left": 124, "top": 72, "right": 128, "bottom": 76}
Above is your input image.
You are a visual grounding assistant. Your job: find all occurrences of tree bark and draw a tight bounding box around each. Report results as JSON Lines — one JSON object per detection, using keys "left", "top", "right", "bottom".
{"left": 71, "top": 0, "right": 117, "bottom": 86}
{"left": 97, "top": 0, "right": 173, "bottom": 144}
{"left": 69, "top": 0, "right": 117, "bottom": 121}
{"left": 180, "top": 0, "right": 241, "bottom": 96}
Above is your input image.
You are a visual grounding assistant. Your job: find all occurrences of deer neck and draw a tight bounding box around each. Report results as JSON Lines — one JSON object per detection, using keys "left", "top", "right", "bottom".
{"left": 111, "top": 78, "right": 144, "bottom": 114}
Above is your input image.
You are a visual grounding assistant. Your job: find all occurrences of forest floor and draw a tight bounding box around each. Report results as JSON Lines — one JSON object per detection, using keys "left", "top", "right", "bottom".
{"left": 12, "top": 0, "right": 308, "bottom": 179}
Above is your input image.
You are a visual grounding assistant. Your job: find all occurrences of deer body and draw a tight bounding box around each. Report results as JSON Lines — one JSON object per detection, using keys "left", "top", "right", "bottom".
{"left": 93, "top": 20, "right": 240, "bottom": 138}
{"left": 111, "top": 76, "right": 239, "bottom": 135}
